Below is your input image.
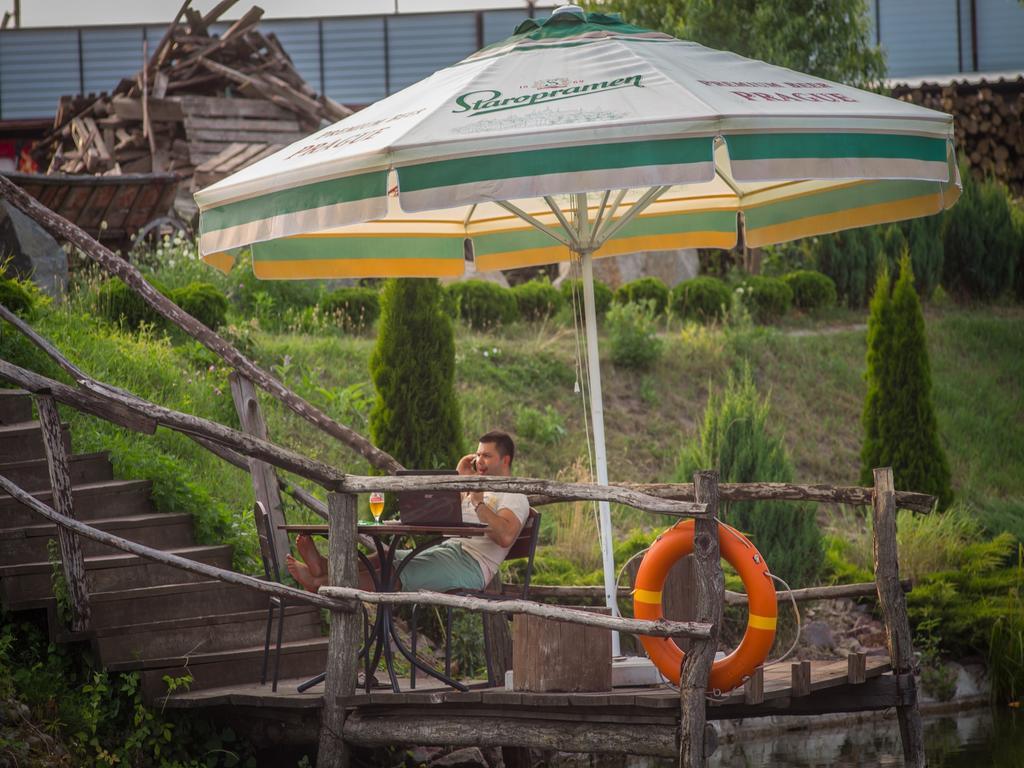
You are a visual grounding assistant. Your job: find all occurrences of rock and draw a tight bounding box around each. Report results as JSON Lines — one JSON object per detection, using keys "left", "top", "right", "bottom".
{"left": 0, "top": 200, "right": 67, "bottom": 300}
{"left": 555, "top": 249, "right": 699, "bottom": 291}
{"left": 428, "top": 747, "right": 489, "bottom": 768}
{"left": 801, "top": 620, "right": 835, "bottom": 650}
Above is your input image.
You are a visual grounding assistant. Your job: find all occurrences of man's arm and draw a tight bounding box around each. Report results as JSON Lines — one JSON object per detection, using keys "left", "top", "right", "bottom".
{"left": 472, "top": 500, "right": 522, "bottom": 548}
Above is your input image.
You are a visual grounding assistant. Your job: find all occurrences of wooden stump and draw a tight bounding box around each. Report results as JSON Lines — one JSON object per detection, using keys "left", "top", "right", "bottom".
{"left": 512, "top": 608, "right": 611, "bottom": 692}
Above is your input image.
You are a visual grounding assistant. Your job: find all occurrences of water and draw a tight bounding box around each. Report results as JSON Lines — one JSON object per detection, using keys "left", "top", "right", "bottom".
{"left": 701, "top": 707, "right": 1024, "bottom": 768}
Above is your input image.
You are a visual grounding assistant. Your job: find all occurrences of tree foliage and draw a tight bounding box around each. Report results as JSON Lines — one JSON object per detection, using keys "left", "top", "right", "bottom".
{"left": 860, "top": 257, "right": 952, "bottom": 506}
{"left": 600, "top": 0, "right": 886, "bottom": 86}
{"left": 369, "top": 279, "right": 464, "bottom": 470}
{"left": 676, "top": 365, "right": 823, "bottom": 587}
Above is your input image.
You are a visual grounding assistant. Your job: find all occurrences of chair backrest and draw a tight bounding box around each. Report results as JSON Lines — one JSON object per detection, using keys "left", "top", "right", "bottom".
{"left": 505, "top": 508, "right": 540, "bottom": 599}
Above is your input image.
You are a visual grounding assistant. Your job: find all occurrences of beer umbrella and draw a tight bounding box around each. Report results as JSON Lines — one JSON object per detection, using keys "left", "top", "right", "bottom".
{"left": 195, "top": 5, "right": 960, "bottom": 649}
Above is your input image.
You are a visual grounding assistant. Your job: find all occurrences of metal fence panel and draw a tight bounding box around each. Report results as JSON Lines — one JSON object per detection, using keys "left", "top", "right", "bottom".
{"left": 81, "top": 27, "right": 145, "bottom": 95}
{"left": 0, "top": 29, "right": 79, "bottom": 119}
{"left": 879, "top": 0, "right": 960, "bottom": 77}
{"left": 322, "top": 16, "right": 387, "bottom": 106}
{"left": 260, "top": 19, "right": 322, "bottom": 93}
{"left": 976, "top": 0, "right": 1024, "bottom": 71}
{"left": 386, "top": 12, "right": 476, "bottom": 93}
{"left": 483, "top": 9, "right": 529, "bottom": 46}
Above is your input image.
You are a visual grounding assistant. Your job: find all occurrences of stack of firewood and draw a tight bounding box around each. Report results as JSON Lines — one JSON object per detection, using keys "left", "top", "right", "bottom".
{"left": 893, "top": 76, "right": 1024, "bottom": 196}
{"left": 32, "top": 0, "right": 350, "bottom": 205}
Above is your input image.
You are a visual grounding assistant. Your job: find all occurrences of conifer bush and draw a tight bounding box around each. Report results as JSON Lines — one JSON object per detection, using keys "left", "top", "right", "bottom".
{"left": 942, "top": 168, "right": 1018, "bottom": 301}
{"left": 168, "top": 282, "right": 228, "bottom": 330}
{"left": 860, "top": 256, "right": 952, "bottom": 506}
{"left": 511, "top": 279, "right": 564, "bottom": 321}
{"left": 676, "top": 365, "right": 823, "bottom": 587}
{"left": 320, "top": 286, "right": 380, "bottom": 332}
{"left": 669, "top": 276, "right": 731, "bottom": 323}
{"left": 369, "top": 279, "right": 463, "bottom": 471}
{"left": 445, "top": 280, "right": 518, "bottom": 329}
{"left": 613, "top": 276, "right": 669, "bottom": 316}
{"left": 0, "top": 277, "right": 36, "bottom": 317}
{"left": 94, "top": 278, "right": 166, "bottom": 330}
{"left": 812, "top": 226, "right": 884, "bottom": 307}
{"left": 782, "top": 270, "right": 837, "bottom": 312}
{"left": 559, "top": 278, "right": 612, "bottom": 316}
{"left": 903, "top": 216, "right": 945, "bottom": 299}
{"left": 736, "top": 275, "right": 792, "bottom": 323}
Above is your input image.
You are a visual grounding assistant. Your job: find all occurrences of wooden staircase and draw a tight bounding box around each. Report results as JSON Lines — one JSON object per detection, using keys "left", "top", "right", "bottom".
{"left": 0, "top": 389, "right": 328, "bottom": 701}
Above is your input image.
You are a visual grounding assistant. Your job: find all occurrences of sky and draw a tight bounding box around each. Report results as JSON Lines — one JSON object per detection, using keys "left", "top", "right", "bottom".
{"left": 12, "top": 0, "right": 558, "bottom": 28}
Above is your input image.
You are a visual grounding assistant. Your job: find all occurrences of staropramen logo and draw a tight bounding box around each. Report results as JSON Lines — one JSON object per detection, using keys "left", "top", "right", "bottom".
{"left": 452, "top": 74, "right": 643, "bottom": 116}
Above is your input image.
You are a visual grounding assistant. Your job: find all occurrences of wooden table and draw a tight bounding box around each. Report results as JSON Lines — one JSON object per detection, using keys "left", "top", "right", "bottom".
{"left": 280, "top": 522, "right": 487, "bottom": 693}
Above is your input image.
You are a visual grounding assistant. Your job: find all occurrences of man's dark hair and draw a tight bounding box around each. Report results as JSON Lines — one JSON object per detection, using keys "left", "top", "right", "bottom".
{"left": 479, "top": 430, "right": 515, "bottom": 466}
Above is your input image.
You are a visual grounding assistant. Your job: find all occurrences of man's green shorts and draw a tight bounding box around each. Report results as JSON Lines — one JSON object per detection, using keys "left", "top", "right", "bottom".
{"left": 395, "top": 540, "right": 485, "bottom": 592}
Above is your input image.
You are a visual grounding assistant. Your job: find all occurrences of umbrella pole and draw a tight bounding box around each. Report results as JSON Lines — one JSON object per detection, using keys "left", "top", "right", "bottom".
{"left": 579, "top": 247, "right": 621, "bottom": 657}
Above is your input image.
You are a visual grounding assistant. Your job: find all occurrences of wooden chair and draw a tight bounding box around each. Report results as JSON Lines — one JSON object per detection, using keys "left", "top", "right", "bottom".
{"left": 253, "top": 501, "right": 288, "bottom": 692}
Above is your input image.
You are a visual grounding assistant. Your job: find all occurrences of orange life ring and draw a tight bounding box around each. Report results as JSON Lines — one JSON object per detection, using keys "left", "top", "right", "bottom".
{"left": 633, "top": 519, "right": 777, "bottom": 692}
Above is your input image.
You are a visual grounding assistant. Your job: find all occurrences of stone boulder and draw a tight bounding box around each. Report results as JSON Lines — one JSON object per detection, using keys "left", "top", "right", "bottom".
{"left": 556, "top": 249, "right": 700, "bottom": 291}
{"left": 0, "top": 200, "right": 67, "bottom": 300}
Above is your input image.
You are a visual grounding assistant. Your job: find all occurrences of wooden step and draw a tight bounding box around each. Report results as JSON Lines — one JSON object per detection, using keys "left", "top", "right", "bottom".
{"left": 119, "top": 637, "right": 330, "bottom": 702}
{"left": 0, "top": 451, "right": 113, "bottom": 491}
{"left": 0, "top": 389, "right": 32, "bottom": 425}
{"left": 0, "top": 479, "right": 153, "bottom": 527}
{"left": 0, "top": 420, "right": 70, "bottom": 462}
{"left": 94, "top": 605, "right": 324, "bottom": 665}
{"left": 0, "top": 513, "right": 194, "bottom": 562}
{"left": 86, "top": 580, "right": 272, "bottom": 628}
{"left": 0, "top": 544, "right": 234, "bottom": 609}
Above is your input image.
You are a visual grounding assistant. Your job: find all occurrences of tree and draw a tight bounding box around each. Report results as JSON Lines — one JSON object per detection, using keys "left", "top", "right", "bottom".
{"left": 600, "top": 0, "right": 886, "bottom": 86}
{"left": 369, "top": 279, "right": 464, "bottom": 471}
{"left": 676, "top": 365, "right": 823, "bottom": 587}
{"left": 860, "top": 256, "right": 952, "bottom": 506}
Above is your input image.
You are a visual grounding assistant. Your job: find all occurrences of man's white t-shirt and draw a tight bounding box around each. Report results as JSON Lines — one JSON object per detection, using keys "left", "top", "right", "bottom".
{"left": 456, "top": 491, "right": 530, "bottom": 584}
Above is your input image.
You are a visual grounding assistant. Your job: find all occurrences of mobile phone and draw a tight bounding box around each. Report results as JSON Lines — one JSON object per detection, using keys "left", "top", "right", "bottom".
{"left": 471, "top": 457, "right": 478, "bottom": 471}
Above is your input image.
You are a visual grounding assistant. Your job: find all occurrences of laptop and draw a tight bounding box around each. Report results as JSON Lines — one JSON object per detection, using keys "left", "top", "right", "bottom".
{"left": 396, "top": 470, "right": 484, "bottom": 527}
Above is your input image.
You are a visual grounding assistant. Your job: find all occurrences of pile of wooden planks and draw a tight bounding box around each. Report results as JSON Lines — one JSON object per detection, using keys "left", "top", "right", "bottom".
{"left": 32, "top": 0, "right": 351, "bottom": 216}
{"left": 893, "top": 75, "right": 1024, "bottom": 195}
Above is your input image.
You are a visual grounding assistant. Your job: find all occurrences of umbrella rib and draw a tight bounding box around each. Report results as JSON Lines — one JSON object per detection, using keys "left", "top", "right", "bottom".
{"left": 594, "top": 188, "right": 630, "bottom": 243}
{"left": 590, "top": 190, "right": 612, "bottom": 241}
{"left": 594, "top": 185, "right": 669, "bottom": 247}
{"left": 496, "top": 200, "right": 574, "bottom": 248}
{"left": 543, "top": 195, "right": 576, "bottom": 244}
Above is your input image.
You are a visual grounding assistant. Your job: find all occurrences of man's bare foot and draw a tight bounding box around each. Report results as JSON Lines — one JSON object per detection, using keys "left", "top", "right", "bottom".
{"left": 286, "top": 553, "right": 326, "bottom": 592}
{"left": 295, "top": 534, "right": 326, "bottom": 578}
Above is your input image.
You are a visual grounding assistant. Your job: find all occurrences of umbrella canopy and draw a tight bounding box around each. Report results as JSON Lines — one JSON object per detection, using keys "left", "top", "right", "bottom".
{"left": 195, "top": 6, "right": 960, "bottom": 647}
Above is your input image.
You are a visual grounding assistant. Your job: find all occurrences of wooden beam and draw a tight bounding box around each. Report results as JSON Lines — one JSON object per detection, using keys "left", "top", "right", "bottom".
{"left": 744, "top": 665, "right": 764, "bottom": 705}
{"left": 317, "top": 493, "right": 360, "bottom": 768}
{"left": 872, "top": 467, "right": 926, "bottom": 767}
{"left": 848, "top": 652, "right": 867, "bottom": 685}
{"left": 791, "top": 661, "right": 811, "bottom": 697}
{"left": 36, "top": 395, "right": 91, "bottom": 632}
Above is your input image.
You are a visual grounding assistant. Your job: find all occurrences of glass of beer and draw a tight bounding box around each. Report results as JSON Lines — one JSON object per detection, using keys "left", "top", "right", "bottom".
{"left": 369, "top": 492, "right": 385, "bottom": 524}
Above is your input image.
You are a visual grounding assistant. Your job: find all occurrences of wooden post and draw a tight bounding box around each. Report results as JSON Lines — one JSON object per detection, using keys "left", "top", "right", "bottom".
{"left": 872, "top": 467, "right": 926, "bottom": 768}
{"left": 791, "top": 660, "right": 811, "bottom": 697}
{"left": 482, "top": 574, "right": 513, "bottom": 686}
{"left": 35, "top": 394, "right": 91, "bottom": 632}
{"left": 317, "top": 492, "right": 360, "bottom": 768}
{"left": 678, "top": 470, "right": 723, "bottom": 768}
{"left": 229, "top": 372, "right": 292, "bottom": 564}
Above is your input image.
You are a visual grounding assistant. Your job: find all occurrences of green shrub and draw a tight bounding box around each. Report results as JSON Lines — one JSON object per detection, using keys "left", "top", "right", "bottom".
{"left": 676, "top": 365, "right": 823, "bottom": 587}
{"left": 445, "top": 280, "right": 518, "bottom": 329}
{"left": 607, "top": 300, "right": 662, "bottom": 369}
{"left": 1012, "top": 202, "right": 1024, "bottom": 302}
{"left": 94, "top": 278, "right": 166, "bottom": 330}
{"left": 782, "top": 270, "right": 837, "bottom": 312}
{"left": 0, "top": 277, "right": 35, "bottom": 317}
{"left": 736, "top": 275, "right": 792, "bottom": 323}
{"left": 168, "top": 282, "right": 228, "bottom": 330}
{"left": 224, "top": 251, "right": 321, "bottom": 329}
{"left": 669, "top": 276, "right": 731, "bottom": 323}
{"left": 811, "top": 226, "right": 885, "bottom": 307}
{"left": 515, "top": 404, "right": 567, "bottom": 445}
{"left": 370, "top": 279, "right": 463, "bottom": 474}
{"left": 860, "top": 256, "right": 952, "bottom": 506}
{"left": 559, "top": 278, "right": 612, "bottom": 316}
{"left": 320, "top": 286, "right": 380, "bottom": 331}
{"left": 613, "top": 276, "right": 669, "bottom": 316}
{"left": 511, "top": 279, "right": 564, "bottom": 321}
{"left": 903, "top": 215, "right": 945, "bottom": 299}
{"left": 942, "top": 167, "right": 1018, "bottom": 301}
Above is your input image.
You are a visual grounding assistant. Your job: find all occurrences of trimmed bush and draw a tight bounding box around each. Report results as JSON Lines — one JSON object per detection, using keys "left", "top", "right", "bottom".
{"left": 445, "top": 280, "right": 518, "bottom": 329}
{"left": 613, "top": 276, "right": 669, "bottom": 316}
{"left": 782, "top": 270, "right": 837, "bottom": 312}
{"left": 607, "top": 299, "right": 662, "bottom": 370}
{"left": 370, "top": 279, "right": 463, "bottom": 473}
{"left": 320, "top": 286, "right": 380, "bottom": 332}
{"left": 861, "top": 255, "right": 952, "bottom": 507}
{"left": 168, "top": 282, "right": 228, "bottom": 330}
{"left": 676, "top": 365, "right": 823, "bottom": 587}
{"left": 559, "top": 278, "right": 612, "bottom": 317}
{"left": 512, "top": 279, "right": 564, "bottom": 322}
{"left": 942, "top": 167, "right": 1018, "bottom": 301}
{"left": 0, "top": 277, "right": 35, "bottom": 317}
{"left": 737, "top": 275, "right": 792, "bottom": 323}
{"left": 94, "top": 278, "right": 166, "bottom": 330}
{"left": 670, "top": 276, "right": 731, "bottom": 324}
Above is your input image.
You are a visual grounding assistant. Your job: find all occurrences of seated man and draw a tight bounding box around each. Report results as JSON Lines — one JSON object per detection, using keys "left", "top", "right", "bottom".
{"left": 286, "top": 430, "right": 529, "bottom": 594}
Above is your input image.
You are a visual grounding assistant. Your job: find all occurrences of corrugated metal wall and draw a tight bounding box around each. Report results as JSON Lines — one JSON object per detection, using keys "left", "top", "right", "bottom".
{"left": 2, "top": 2, "right": 1023, "bottom": 120}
